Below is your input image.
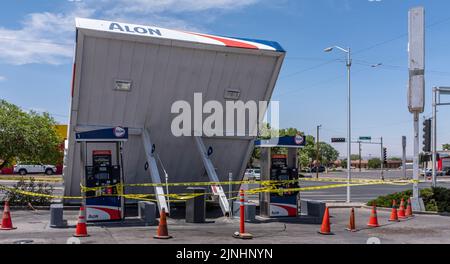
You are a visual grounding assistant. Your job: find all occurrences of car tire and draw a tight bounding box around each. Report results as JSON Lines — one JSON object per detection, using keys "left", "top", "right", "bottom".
{"left": 45, "top": 169, "right": 54, "bottom": 175}
{"left": 19, "top": 169, "right": 27, "bottom": 176}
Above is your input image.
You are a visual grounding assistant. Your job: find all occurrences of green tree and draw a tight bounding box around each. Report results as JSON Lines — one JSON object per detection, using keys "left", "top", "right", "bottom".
{"left": 350, "top": 154, "right": 361, "bottom": 161}
{"left": 298, "top": 135, "right": 316, "bottom": 168}
{"left": 443, "top": 144, "right": 450, "bottom": 151}
{"left": 249, "top": 126, "right": 339, "bottom": 169}
{"left": 368, "top": 158, "right": 382, "bottom": 169}
{"left": 341, "top": 159, "right": 347, "bottom": 169}
{"left": 319, "top": 142, "right": 340, "bottom": 166}
{"left": 0, "top": 100, "right": 62, "bottom": 169}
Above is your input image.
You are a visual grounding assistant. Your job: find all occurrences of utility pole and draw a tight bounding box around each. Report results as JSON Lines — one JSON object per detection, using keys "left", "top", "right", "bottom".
{"left": 316, "top": 125, "right": 322, "bottom": 179}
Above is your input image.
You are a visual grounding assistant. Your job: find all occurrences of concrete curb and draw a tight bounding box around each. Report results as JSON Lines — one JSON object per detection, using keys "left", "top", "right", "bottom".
{"left": 361, "top": 205, "right": 450, "bottom": 216}
{"left": 326, "top": 202, "right": 365, "bottom": 208}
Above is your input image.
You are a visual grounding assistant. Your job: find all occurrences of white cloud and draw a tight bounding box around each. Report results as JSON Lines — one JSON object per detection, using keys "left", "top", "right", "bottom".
{"left": 0, "top": 0, "right": 260, "bottom": 65}
{"left": 100, "top": 0, "right": 259, "bottom": 15}
{"left": 0, "top": 6, "right": 94, "bottom": 65}
{"left": 0, "top": 76, "right": 6, "bottom": 82}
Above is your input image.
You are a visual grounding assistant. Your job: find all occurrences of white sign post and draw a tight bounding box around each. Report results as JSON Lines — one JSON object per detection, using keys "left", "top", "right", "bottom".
{"left": 408, "top": 7, "right": 425, "bottom": 211}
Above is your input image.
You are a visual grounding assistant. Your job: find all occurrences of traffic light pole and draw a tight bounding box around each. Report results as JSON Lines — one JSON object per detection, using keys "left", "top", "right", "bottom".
{"left": 431, "top": 87, "right": 450, "bottom": 188}
{"left": 432, "top": 88, "right": 438, "bottom": 188}
{"left": 380, "top": 137, "right": 384, "bottom": 181}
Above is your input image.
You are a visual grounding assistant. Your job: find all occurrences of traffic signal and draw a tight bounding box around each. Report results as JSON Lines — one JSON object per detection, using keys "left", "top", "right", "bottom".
{"left": 423, "top": 118, "right": 431, "bottom": 153}
{"left": 383, "top": 148, "right": 387, "bottom": 164}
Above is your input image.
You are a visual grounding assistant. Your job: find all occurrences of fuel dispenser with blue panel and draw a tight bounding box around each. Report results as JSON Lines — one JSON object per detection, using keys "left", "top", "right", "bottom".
{"left": 255, "top": 135, "right": 305, "bottom": 217}
{"left": 75, "top": 127, "right": 128, "bottom": 222}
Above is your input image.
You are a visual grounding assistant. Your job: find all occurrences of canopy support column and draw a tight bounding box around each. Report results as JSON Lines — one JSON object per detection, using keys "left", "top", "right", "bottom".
{"left": 142, "top": 129, "right": 169, "bottom": 214}
{"left": 194, "top": 136, "right": 230, "bottom": 216}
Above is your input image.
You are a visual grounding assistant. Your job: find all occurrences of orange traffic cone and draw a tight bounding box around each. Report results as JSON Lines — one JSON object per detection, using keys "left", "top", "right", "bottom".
{"left": 73, "top": 206, "right": 89, "bottom": 237}
{"left": 389, "top": 200, "right": 399, "bottom": 222}
{"left": 397, "top": 199, "right": 407, "bottom": 219}
{"left": 318, "top": 207, "right": 333, "bottom": 235}
{"left": 1, "top": 201, "right": 17, "bottom": 231}
{"left": 346, "top": 208, "right": 357, "bottom": 232}
{"left": 405, "top": 198, "right": 414, "bottom": 218}
{"left": 154, "top": 208, "right": 172, "bottom": 239}
{"left": 367, "top": 205, "right": 380, "bottom": 228}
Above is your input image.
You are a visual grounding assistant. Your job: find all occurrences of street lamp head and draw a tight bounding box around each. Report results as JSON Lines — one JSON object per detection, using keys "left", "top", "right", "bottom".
{"left": 371, "top": 63, "right": 383, "bottom": 68}
{"left": 324, "top": 47, "right": 334, "bottom": 52}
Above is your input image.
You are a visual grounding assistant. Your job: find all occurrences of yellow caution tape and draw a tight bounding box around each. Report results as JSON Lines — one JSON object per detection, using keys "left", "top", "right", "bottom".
{"left": 0, "top": 177, "right": 419, "bottom": 202}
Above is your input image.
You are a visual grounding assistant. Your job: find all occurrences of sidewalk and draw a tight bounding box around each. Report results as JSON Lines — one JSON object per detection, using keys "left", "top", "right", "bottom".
{"left": 2, "top": 207, "right": 450, "bottom": 244}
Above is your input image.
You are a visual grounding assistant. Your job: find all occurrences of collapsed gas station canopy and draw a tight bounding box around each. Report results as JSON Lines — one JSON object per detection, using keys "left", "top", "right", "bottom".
{"left": 64, "top": 18, "right": 285, "bottom": 213}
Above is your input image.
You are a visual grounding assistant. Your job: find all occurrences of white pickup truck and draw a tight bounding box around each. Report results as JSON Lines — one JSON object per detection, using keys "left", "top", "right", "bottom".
{"left": 13, "top": 164, "right": 57, "bottom": 175}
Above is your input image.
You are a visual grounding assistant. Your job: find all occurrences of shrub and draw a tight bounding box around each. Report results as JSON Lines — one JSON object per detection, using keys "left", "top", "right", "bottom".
{"left": 2, "top": 177, "right": 54, "bottom": 206}
{"left": 367, "top": 187, "right": 450, "bottom": 213}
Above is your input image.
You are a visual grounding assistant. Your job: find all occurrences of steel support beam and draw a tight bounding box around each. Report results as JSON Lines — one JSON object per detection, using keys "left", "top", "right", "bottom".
{"left": 142, "top": 129, "right": 169, "bottom": 214}
{"left": 194, "top": 136, "right": 230, "bottom": 216}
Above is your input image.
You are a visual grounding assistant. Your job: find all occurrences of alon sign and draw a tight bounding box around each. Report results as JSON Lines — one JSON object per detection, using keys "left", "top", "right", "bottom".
{"left": 109, "top": 23, "right": 162, "bottom": 36}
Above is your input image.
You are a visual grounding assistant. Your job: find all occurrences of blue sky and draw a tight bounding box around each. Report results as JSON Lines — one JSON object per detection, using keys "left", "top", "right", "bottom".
{"left": 1, "top": 0, "right": 450, "bottom": 158}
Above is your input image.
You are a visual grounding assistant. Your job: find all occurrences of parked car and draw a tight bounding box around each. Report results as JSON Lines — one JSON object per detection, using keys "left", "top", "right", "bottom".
{"left": 245, "top": 168, "right": 261, "bottom": 180}
{"left": 310, "top": 166, "right": 326, "bottom": 173}
{"left": 445, "top": 168, "right": 450, "bottom": 176}
{"left": 422, "top": 168, "right": 432, "bottom": 177}
{"left": 252, "top": 169, "right": 261, "bottom": 180}
{"left": 421, "top": 168, "right": 444, "bottom": 177}
{"left": 13, "top": 163, "right": 57, "bottom": 176}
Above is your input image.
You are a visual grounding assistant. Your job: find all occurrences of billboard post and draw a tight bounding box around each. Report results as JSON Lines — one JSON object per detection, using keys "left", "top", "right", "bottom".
{"left": 408, "top": 7, "right": 425, "bottom": 209}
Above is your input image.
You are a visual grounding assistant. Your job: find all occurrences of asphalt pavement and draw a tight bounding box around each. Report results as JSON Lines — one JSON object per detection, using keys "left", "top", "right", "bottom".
{"left": 2, "top": 207, "right": 450, "bottom": 244}
{"left": 243, "top": 169, "right": 450, "bottom": 203}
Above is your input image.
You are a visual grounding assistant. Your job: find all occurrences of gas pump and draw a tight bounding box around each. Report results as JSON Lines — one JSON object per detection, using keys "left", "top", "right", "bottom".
{"left": 85, "top": 150, "right": 122, "bottom": 221}
{"left": 75, "top": 127, "right": 128, "bottom": 222}
{"left": 267, "top": 155, "right": 300, "bottom": 217}
{"left": 256, "top": 135, "right": 305, "bottom": 218}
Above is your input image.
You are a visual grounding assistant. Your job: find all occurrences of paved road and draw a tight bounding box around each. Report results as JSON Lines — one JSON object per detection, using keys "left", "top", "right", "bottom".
{"left": 243, "top": 170, "right": 450, "bottom": 203}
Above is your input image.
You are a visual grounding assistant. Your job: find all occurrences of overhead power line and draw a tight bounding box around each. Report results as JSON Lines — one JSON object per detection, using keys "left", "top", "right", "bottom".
{"left": 281, "top": 14, "right": 450, "bottom": 79}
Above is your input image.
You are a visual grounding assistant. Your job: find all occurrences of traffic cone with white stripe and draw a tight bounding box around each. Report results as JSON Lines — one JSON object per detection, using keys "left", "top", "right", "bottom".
{"left": 154, "top": 208, "right": 172, "bottom": 239}
{"left": 389, "top": 200, "right": 399, "bottom": 222}
{"left": 73, "top": 206, "right": 89, "bottom": 237}
{"left": 397, "top": 199, "right": 407, "bottom": 219}
{"left": 405, "top": 198, "right": 414, "bottom": 218}
{"left": 367, "top": 205, "right": 380, "bottom": 228}
{"left": 318, "top": 207, "right": 333, "bottom": 235}
{"left": 1, "top": 201, "right": 17, "bottom": 231}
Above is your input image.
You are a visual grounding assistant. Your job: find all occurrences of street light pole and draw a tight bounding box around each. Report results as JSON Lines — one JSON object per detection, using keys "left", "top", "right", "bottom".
{"left": 346, "top": 48, "right": 352, "bottom": 203}
{"left": 316, "top": 125, "right": 322, "bottom": 179}
{"left": 325, "top": 46, "right": 352, "bottom": 203}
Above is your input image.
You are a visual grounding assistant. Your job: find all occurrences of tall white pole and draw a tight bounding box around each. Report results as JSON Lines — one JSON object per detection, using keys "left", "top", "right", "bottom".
{"left": 413, "top": 113, "right": 420, "bottom": 200}
{"left": 402, "top": 136, "right": 407, "bottom": 179}
{"left": 346, "top": 48, "right": 352, "bottom": 203}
